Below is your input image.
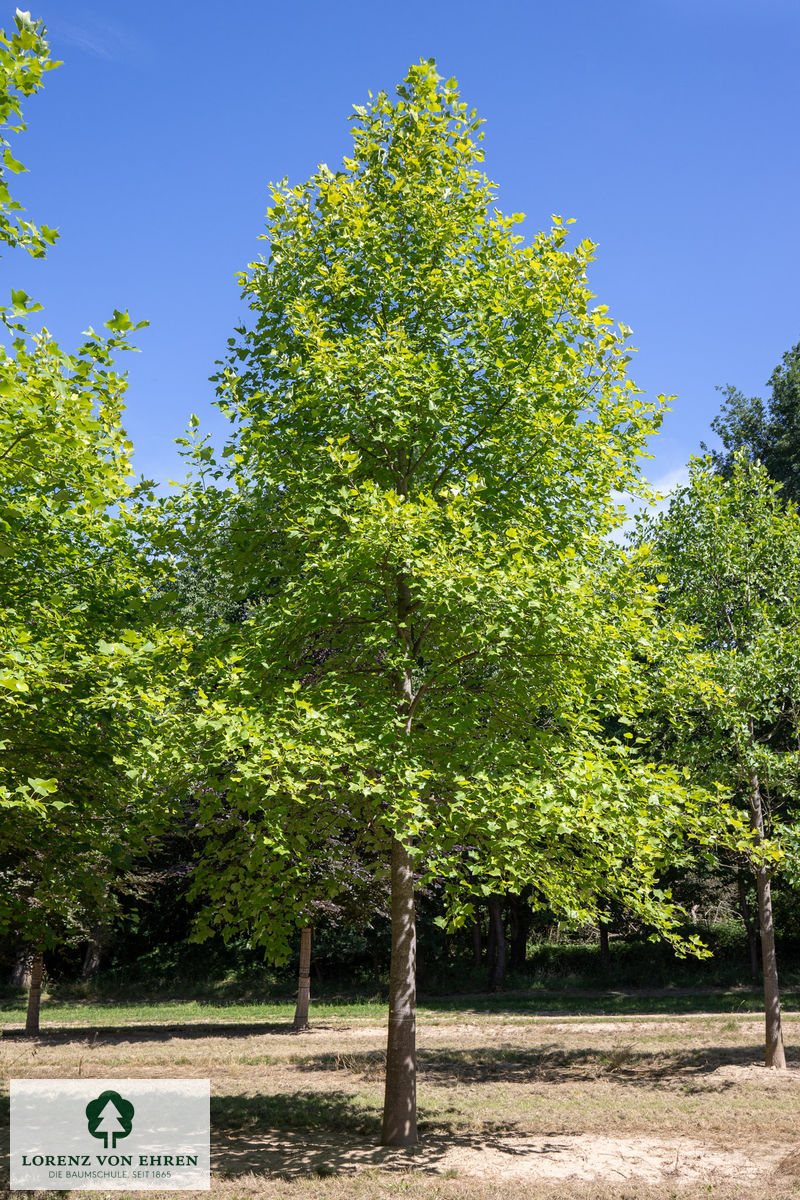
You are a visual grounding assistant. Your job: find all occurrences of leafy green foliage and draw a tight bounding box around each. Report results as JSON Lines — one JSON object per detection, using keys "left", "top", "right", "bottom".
{"left": 634, "top": 455, "right": 800, "bottom": 863}
{"left": 0, "top": 13, "right": 177, "bottom": 958}
{"left": 0, "top": 9, "right": 58, "bottom": 260}
{"left": 174, "top": 61, "right": 732, "bottom": 964}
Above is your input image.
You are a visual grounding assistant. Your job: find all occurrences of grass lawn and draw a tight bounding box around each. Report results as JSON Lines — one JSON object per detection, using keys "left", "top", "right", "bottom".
{"left": 3, "top": 995, "right": 800, "bottom": 1198}
{"left": 4, "top": 985, "right": 800, "bottom": 1028}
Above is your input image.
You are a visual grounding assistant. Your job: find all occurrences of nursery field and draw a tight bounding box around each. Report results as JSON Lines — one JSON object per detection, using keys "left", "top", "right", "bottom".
{"left": 4, "top": 998, "right": 800, "bottom": 1200}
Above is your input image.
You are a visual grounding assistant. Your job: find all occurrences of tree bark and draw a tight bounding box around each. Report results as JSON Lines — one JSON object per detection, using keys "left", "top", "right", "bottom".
{"left": 599, "top": 922, "right": 611, "bottom": 973}
{"left": 756, "top": 864, "right": 785, "bottom": 1066}
{"left": 748, "top": 769, "right": 786, "bottom": 1067}
{"left": 25, "top": 951, "right": 44, "bottom": 1036}
{"left": 737, "top": 871, "right": 760, "bottom": 982}
{"left": 380, "top": 837, "right": 417, "bottom": 1146}
{"left": 10, "top": 948, "right": 32, "bottom": 988}
{"left": 81, "top": 922, "right": 107, "bottom": 981}
{"left": 293, "top": 925, "right": 312, "bottom": 1032}
{"left": 487, "top": 894, "right": 507, "bottom": 990}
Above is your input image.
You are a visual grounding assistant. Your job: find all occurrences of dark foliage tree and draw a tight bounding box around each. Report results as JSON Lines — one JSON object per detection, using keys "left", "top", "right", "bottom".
{"left": 704, "top": 340, "right": 800, "bottom": 503}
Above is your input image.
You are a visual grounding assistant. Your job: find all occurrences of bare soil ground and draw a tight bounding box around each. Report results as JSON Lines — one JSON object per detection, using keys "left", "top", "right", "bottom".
{"left": 3, "top": 1006, "right": 800, "bottom": 1198}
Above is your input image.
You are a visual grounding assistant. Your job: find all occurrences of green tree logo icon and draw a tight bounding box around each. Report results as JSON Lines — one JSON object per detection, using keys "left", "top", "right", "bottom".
{"left": 85, "top": 1090, "right": 135, "bottom": 1149}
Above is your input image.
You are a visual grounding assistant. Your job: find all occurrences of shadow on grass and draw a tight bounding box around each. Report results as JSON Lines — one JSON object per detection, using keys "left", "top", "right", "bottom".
{"left": 0, "top": 1021, "right": 309, "bottom": 1044}
{"left": 419, "top": 988, "right": 800, "bottom": 1017}
{"left": 293, "top": 1043, "right": 776, "bottom": 1087}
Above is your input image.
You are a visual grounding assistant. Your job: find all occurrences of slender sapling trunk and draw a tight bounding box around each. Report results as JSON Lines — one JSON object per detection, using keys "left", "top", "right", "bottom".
{"left": 748, "top": 770, "right": 786, "bottom": 1067}
{"left": 508, "top": 895, "right": 530, "bottom": 970}
{"left": 599, "top": 922, "right": 611, "bottom": 974}
{"left": 10, "top": 948, "right": 32, "bottom": 988}
{"left": 25, "top": 951, "right": 44, "bottom": 1036}
{"left": 487, "top": 894, "right": 507, "bottom": 990}
{"left": 293, "top": 925, "right": 312, "bottom": 1032}
{"left": 80, "top": 921, "right": 108, "bottom": 981}
{"left": 737, "top": 871, "right": 760, "bottom": 982}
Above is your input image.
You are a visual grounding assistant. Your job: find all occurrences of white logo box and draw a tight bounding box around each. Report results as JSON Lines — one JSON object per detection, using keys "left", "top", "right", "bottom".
{"left": 11, "top": 1079, "right": 210, "bottom": 1190}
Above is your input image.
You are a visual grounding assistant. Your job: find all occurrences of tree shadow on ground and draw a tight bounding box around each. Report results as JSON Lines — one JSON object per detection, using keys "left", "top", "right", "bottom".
{"left": 295, "top": 1043, "right": 782, "bottom": 1088}
{"left": 0, "top": 1021, "right": 314, "bottom": 1044}
{"left": 419, "top": 1043, "right": 774, "bottom": 1086}
{"left": 210, "top": 1092, "right": 574, "bottom": 1180}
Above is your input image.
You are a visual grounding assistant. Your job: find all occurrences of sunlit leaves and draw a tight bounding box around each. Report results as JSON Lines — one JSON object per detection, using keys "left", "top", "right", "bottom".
{"left": 178, "top": 61, "right": 731, "bottom": 960}
{"left": 635, "top": 454, "right": 800, "bottom": 859}
{"left": 0, "top": 9, "right": 60, "bottom": 260}
{"left": 0, "top": 12, "right": 174, "bottom": 957}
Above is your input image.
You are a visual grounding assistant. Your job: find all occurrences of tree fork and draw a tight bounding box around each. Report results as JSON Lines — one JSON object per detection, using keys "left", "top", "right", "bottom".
{"left": 381, "top": 837, "right": 417, "bottom": 1146}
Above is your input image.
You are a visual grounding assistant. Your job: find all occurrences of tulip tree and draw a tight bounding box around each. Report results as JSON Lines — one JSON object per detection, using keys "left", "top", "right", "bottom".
{"left": 182, "top": 61, "right": 735, "bottom": 1144}
{"left": 635, "top": 456, "right": 800, "bottom": 1067}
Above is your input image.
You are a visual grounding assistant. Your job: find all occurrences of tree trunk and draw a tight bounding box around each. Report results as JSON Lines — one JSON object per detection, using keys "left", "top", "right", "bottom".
{"left": 293, "top": 925, "right": 312, "bottom": 1032}
{"left": 10, "top": 948, "right": 32, "bottom": 988}
{"left": 487, "top": 895, "right": 507, "bottom": 990}
{"left": 380, "top": 837, "right": 417, "bottom": 1146}
{"left": 25, "top": 951, "right": 44, "bottom": 1036}
{"left": 737, "top": 871, "right": 760, "bottom": 982}
{"left": 599, "top": 922, "right": 611, "bottom": 973}
{"left": 748, "top": 770, "right": 786, "bottom": 1068}
{"left": 486, "top": 901, "right": 496, "bottom": 973}
{"left": 81, "top": 923, "right": 107, "bottom": 981}
{"left": 756, "top": 864, "right": 785, "bottom": 1066}
{"left": 471, "top": 914, "right": 483, "bottom": 967}
{"left": 508, "top": 894, "right": 531, "bottom": 970}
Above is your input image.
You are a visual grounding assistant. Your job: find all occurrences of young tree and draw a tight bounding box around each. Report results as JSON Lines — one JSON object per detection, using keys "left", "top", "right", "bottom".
{"left": 181, "top": 61, "right": 733, "bottom": 1144}
{"left": 636, "top": 456, "right": 800, "bottom": 1067}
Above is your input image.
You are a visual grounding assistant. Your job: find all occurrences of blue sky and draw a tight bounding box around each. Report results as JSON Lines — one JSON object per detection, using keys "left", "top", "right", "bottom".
{"left": 7, "top": 0, "right": 800, "bottom": 494}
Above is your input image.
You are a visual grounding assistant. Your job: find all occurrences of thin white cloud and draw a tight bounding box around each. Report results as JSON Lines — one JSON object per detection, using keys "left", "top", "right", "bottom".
{"left": 55, "top": 26, "right": 113, "bottom": 59}
{"left": 609, "top": 464, "right": 690, "bottom": 544}
{"left": 650, "top": 464, "right": 691, "bottom": 499}
{"left": 50, "top": 17, "right": 148, "bottom": 64}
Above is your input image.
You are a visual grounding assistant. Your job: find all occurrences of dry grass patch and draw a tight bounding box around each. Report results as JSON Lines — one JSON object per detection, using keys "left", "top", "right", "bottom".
{"left": 4, "top": 1009, "right": 800, "bottom": 1197}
